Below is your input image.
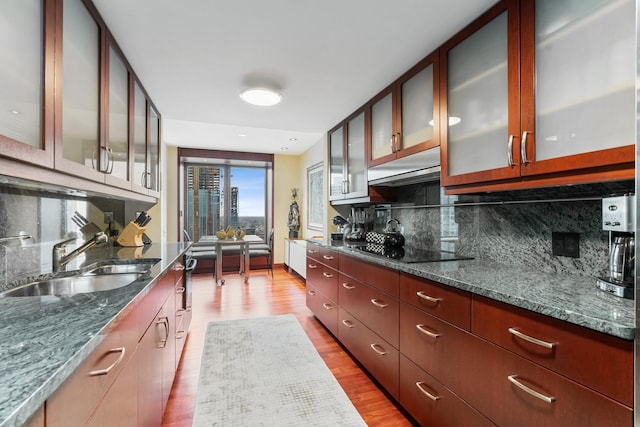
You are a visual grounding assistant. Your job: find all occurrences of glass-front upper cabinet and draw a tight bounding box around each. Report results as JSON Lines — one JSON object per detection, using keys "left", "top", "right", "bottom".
{"left": 0, "top": 0, "right": 54, "bottom": 167}
{"left": 104, "top": 44, "right": 130, "bottom": 187}
{"left": 329, "top": 111, "right": 368, "bottom": 202}
{"left": 328, "top": 125, "right": 345, "bottom": 200}
{"left": 369, "top": 53, "right": 439, "bottom": 167}
{"left": 57, "top": 0, "right": 105, "bottom": 182}
{"left": 147, "top": 105, "right": 160, "bottom": 194}
{"left": 132, "top": 81, "right": 148, "bottom": 192}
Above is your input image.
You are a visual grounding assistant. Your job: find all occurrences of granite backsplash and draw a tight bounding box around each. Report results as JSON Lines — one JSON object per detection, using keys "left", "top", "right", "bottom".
{"left": 369, "top": 180, "right": 635, "bottom": 278}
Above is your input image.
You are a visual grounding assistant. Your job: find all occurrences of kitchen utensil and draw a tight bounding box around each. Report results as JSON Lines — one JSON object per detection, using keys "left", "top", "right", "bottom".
{"left": 381, "top": 219, "right": 405, "bottom": 247}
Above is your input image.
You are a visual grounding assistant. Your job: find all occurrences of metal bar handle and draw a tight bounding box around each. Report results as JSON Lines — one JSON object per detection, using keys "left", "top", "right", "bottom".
{"left": 322, "top": 272, "right": 334, "bottom": 278}
{"left": 416, "top": 291, "right": 442, "bottom": 304}
{"left": 342, "top": 319, "right": 355, "bottom": 328}
{"left": 307, "top": 290, "right": 316, "bottom": 296}
{"left": 308, "top": 249, "right": 318, "bottom": 254}
{"left": 308, "top": 264, "right": 318, "bottom": 269}
{"left": 416, "top": 324, "right": 442, "bottom": 339}
{"left": 507, "top": 375, "right": 555, "bottom": 403}
{"left": 322, "top": 303, "right": 334, "bottom": 310}
{"left": 508, "top": 328, "right": 556, "bottom": 349}
{"left": 370, "top": 343, "right": 387, "bottom": 356}
{"left": 342, "top": 282, "right": 356, "bottom": 290}
{"left": 507, "top": 134, "right": 515, "bottom": 166}
{"left": 176, "top": 287, "right": 185, "bottom": 294}
{"left": 89, "top": 347, "right": 126, "bottom": 376}
{"left": 157, "top": 317, "right": 169, "bottom": 348}
{"left": 370, "top": 298, "right": 389, "bottom": 308}
{"left": 521, "top": 131, "right": 531, "bottom": 164}
{"left": 415, "top": 382, "right": 440, "bottom": 401}
{"left": 322, "top": 255, "right": 335, "bottom": 260}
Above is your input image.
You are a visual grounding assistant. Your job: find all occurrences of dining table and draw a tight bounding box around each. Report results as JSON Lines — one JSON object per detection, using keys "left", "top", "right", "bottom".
{"left": 197, "top": 234, "right": 265, "bottom": 285}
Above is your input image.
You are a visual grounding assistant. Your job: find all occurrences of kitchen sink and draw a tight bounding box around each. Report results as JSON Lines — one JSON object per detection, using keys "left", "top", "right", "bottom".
{"left": 83, "top": 263, "right": 153, "bottom": 276}
{"left": 0, "top": 273, "right": 145, "bottom": 297}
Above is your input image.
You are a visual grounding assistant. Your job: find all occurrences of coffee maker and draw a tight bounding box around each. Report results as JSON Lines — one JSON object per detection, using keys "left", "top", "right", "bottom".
{"left": 596, "top": 195, "right": 635, "bottom": 299}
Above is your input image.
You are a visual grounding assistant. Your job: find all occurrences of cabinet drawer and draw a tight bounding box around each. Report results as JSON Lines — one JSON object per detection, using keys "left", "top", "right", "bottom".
{"left": 465, "top": 335, "right": 632, "bottom": 427}
{"left": 46, "top": 308, "right": 138, "bottom": 427}
{"left": 338, "top": 308, "right": 399, "bottom": 399}
{"left": 306, "top": 284, "right": 338, "bottom": 336}
{"left": 137, "top": 269, "right": 175, "bottom": 340}
{"left": 339, "top": 253, "right": 399, "bottom": 297}
{"left": 399, "top": 302, "right": 470, "bottom": 392}
{"left": 306, "top": 262, "right": 338, "bottom": 303}
{"left": 306, "top": 243, "right": 338, "bottom": 269}
{"left": 472, "top": 295, "right": 633, "bottom": 406}
{"left": 399, "top": 355, "right": 495, "bottom": 427}
{"left": 339, "top": 273, "right": 399, "bottom": 348}
{"left": 400, "top": 273, "right": 470, "bottom": 330}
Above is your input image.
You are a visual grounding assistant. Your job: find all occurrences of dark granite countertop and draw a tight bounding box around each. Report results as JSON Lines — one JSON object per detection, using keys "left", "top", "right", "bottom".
{"left": 0, "top": 242, "right": 190, "bottom": 427}
{"left": 308, "top": 238, "right": 634, "bottom": 341}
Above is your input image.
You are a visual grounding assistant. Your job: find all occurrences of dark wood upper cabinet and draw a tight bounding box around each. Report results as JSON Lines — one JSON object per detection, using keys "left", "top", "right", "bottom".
{"left": 368, "top": 51, "right": 440, "bottom": 168}
{"left": 328, "top": 110, "right": 369, "bottom": 202}
{"left": 440, "top": 0, "right": 635, "bottom": 192}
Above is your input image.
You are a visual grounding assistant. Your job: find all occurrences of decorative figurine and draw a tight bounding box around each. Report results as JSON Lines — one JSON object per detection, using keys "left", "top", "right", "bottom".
{"left": 288, "top": 188, "right": 300, "bottom": 238}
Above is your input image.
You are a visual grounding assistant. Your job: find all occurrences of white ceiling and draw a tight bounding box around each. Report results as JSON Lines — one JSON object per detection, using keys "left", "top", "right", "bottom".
{"left": 92, "top": 0, "right": 497, "bottom": 155}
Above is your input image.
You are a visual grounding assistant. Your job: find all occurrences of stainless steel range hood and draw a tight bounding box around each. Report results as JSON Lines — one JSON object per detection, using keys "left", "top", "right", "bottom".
{"left": 367, "top": 147, "right": 441, "bottom": 187}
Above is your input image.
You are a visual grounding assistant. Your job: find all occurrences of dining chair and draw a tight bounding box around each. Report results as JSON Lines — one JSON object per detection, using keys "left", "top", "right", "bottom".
{"left": 249, "top": 229, "right": 274, "bottom": 276}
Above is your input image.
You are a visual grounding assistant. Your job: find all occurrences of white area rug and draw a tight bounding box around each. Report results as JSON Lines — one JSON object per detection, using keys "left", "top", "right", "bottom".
{"left": 192, "top": 314, "right": 367, "bottom": 426}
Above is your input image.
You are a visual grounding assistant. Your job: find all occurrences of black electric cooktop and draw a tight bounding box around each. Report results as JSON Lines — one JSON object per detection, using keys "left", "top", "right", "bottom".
{"left": 347, "top": 243, "right": 473, "bottom": 263}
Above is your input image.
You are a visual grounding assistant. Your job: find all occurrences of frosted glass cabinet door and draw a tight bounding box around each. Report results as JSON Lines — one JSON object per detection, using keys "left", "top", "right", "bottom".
{"left": 133, "top": 82, "right": 147, "bottom": 190}
{"left": 147, "top": 106, "right": 160, "bottom": 192}
{"left": 446, "top": 12, "right": 509, "bottom": 177}
{"left": 532, "top": 0, "right": 635, "bottom": 161}
{"left": 346, "top": 112, "right": 366, "bottom": 197}
{"left": 370, "top": 93, "right": 393, "bottom": 161}
{"left": 329, "top": 126, "right": 345, "bottom": 199}
{"left": 401, "top": 64, "right": 434, "bottom": 149}
{"left": 107, "top": 46, "right": 129, "bottom": 182}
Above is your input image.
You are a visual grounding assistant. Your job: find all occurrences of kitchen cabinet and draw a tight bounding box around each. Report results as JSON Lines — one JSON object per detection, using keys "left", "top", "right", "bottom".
{"left": 284, "top": 238, "right": 306, "bottom": 278}
{"left": 329, "top": 111, "right": 368, "bottom": 202}
{"left": 369, "top": 52, "right": 440, "bottom": 167}
{"left": 0, "top": 0, "right": 55, "bottom": 168}
{"left": 441, "top": 0, "right": 635, "bottom": 192}
{"left": 22, "top": 405, "right": 45, "bottom": 427}
{"left": 306, "top": 242, "right": 339, "bottom": 335}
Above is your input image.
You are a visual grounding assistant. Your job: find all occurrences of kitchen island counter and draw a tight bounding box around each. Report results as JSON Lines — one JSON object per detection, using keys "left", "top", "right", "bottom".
{"left": 0, "top": 242, "right": 190, "bottom": 427}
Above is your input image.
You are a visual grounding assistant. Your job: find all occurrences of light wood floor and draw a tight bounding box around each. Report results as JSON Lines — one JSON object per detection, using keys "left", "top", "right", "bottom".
{"left": 161, "top": 266, "right": 413, "bottom": 426}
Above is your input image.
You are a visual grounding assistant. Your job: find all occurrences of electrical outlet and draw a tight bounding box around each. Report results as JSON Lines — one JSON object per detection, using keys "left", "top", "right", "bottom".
{"left": 552, "top": 232, "right": 580, "bottom": 258}
{"left": 104, "top": 211, "right": 114, "bottom": 224}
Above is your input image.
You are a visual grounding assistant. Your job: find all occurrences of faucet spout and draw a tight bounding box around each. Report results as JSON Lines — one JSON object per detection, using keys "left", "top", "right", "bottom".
{"left": 53, "top": 232, "right": 108, "bottom": 271}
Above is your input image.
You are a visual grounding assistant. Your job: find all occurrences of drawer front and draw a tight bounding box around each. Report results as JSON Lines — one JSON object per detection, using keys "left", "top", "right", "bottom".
{"left": 306, "top": 283, "right": 338, "bottom": 336}
{"left": 46, "top": 309, "right": 138, "bottom": 427}
{"left": 400, "top": 273, "right": 470, "bottom": 330}
{"left": 339, "top": 253, "right": 399, "bottom": 297}
{"left": 339, "top": 273, "right": 399, "bottom": 348}
{"left": 399, "top": 355, "right": 496, "bottom": 427}
{"left": 306, "top": 262, "right": 338, "bottom": 302}
{"left": 306, "top": 242, "right": 338, "bottom": 269}
{"left": 399, "top": 302, "right": 470, "bottom": 392}
{"left": 472, "top": 295, "right": 633, "bottom": 406}
{"left": 137, "top": 269, "right": 175, "bottom": 340}
{"left": 463, "top": 335, "right": 632, "bottom": 427}
{"left": 338, "top": 308, "right": 399, "bottom": 399}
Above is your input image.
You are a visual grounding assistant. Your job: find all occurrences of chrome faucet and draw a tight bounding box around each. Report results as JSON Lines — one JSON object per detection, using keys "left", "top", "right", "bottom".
{"left": 52, "top": 232, "right": 108, "bottom": 271}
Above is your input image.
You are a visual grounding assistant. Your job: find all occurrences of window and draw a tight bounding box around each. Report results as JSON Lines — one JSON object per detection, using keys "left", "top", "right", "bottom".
{"left": 181, "top": 153, "right": 273, "bottom": 242}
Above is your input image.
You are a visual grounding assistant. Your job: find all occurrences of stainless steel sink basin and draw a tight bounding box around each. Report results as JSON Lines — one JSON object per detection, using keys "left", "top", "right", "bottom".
{"left": 1, "top": 273, "right": 144, "bottom": 297}
{"left": 83, "top": 263, "right": 152, "bottom": 276}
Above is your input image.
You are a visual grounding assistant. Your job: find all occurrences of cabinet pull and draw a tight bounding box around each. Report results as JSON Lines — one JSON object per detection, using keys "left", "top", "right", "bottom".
{"left": 342, "top": 282, "right": 356, "bottom": 290}
{"left": 508, "top": 327, "right": 555, "bottom": 349}
{"left": 157, "top": 317, "right": 169, "bottom": 348}
{"left": 176, "top": 308, "right": 185, "bottom": 315}
{"left": 322, "top": 303, "right": 334, "bottom": 310}
{"left": 322, "top": 255, "right": 334, "bottom": 260}
{"left": 176, "top": 286, "right": 185, "bottom": 294}
{"left": 308, "top": 249, "right": 318, "bottom": 254}
{"left": 507, "top": 134, "right": 515, "bottom": 166}
{"left": 322, "top": 272, "right": 334, "bottom": 278}
{"left": 507, "top": 375, "right": 555, "bottom": 403}
{"left": 415, "top": 382, "right": 440, "bottom": 401}
{"left": 307, "top": 290, "right": 316, "bottom": 296}
{"left": 370, "top": 298, "right": 388, "bottom": 308}
{"left": 342, "top": 319, "right": 355, "bottom": 328}
{"left": 416, "top": 291, "right": 441, "bottom": 304}
{"left": 105, "top": 147, "right": 114, "bottom": 174}
{"left": 344, "top": 179, "right": 350, "bottom": 194}
{"left": 175, "top": 330, "right": 186, "bottom": 340}
{"left": 396, "top": 133, "right": 401, "bottom": 151}
{"left": 390, "top": 134, "right": 395, "bottom": 152}
{"left": 369, "top": 343, "right": 387, "bottom": 356}
{"left": 521, "top": 131, "right": 531, "bottom": 164}
{"left": 89, "top": 347, "right": 126, "bottom": 376}
{"left": 308, "top": 264, "right": 318, "bottom": 269}
{"left": 416, "top": 324, "right": 442, "bottom": 339}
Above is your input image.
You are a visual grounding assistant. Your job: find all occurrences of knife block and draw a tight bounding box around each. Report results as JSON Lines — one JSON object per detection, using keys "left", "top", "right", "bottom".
{"left": 117, "top": 221, "right": 146, "bottom": 247}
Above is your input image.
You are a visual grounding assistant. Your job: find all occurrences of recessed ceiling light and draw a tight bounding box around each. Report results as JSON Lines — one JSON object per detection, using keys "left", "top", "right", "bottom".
{"left": 240, "top": 88, "right": 282, "bottom": 106}
{"left": 238, "top": 133, "right": 247, "bottom": 137}
{"left": 289, "top": 138, "right": 298, "bottom": 142}
{"left": 9, "top": 110, "right": 20, "bottom": 115}
{"left": 280, "top": 146, "right": 289, "bottom": 151}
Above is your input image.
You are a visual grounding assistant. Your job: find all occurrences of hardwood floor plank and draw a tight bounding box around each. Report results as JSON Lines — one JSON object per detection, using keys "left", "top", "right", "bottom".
{"left": 161, "top": 268, "right": 413, "bottom": 426}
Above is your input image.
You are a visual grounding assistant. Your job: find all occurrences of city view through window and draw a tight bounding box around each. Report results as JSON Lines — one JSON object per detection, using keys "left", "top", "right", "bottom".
{"left": 185, "top": 165, "right": 267, "bottom": 241}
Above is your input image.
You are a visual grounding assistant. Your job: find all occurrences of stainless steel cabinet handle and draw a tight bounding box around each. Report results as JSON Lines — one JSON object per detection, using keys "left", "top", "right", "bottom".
{"left": 176, "top": 286, "right": 185, "bottom": 294}
{"left": 157, "top": 317, "right": 169, "bottom": 348}
{"left": 308, "top": 264, "right": 318, "bottom": 269}
{"left": 322, "top": 272, "right": 334, "bottom": 278}
{"left": 344, "top": 179, "right": 350, "bottom": 194}
{"left": 415, "top": 382, "right": 440, "bottom": 401}
{"left": 370, "top": 298, "right": 388, "bottom": 308}
{"left": 176, "top": 308, "right": 185, "bottom": 316}
{"left": 390, "top": 134, "right": 395, "bottom": 153}
{"left": 396, "top": 133, "right": 401, "bottom": 151}
{"left": 416, "top": 323, "right": 442, "bottom": 338}
{"left": 308, "top": 249, "right": 318, "bottom": 254}
{"left": 342, "top": 282, "right": 356, "bottom": 290}
{"left": 342, "top": 319, "right": 355, "bottom": 328}
{"left": 507, "top": 134, "right": 515, "bottom": 166}
{"left": 521, "top": 131, "right": 531, "bottom": 164}
{"left": 508, "top": 327, "right": 556, "bottom": 349}
{"left": 416, "top": 291, "right": 442, "bottom": 304}
{"left": 370, "top": 343, "right": 387, "bottom": 356}
{"left": 322, "top": 255, "right": 334, "bottom": 260}
{"left": 89, "top": 347, "right": 126, "bottom": 376}
{"left": 307, "top": 290, "right": 316, "bottom": 296}
{"left": 105, "top": 147, "right": 114, "bottom": 174}
{"left": 507, "top": 375, "right": 555, "bottom": 403}
{"left": 175, "top": 330, "right": 186, "bottom": 340}
{"left": 322, "top": 303, "right": 334, "bottom": 310}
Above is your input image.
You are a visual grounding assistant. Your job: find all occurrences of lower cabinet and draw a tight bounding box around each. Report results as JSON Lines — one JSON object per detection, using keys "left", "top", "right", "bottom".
{"left": 306, "top": 283, "right": 338, "bottom": 336}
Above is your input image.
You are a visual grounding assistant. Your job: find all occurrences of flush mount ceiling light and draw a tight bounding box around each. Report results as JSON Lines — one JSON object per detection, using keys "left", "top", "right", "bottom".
{"left": 239, "top": 88, "right": 282, "bottom": 106}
